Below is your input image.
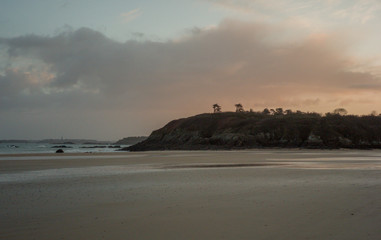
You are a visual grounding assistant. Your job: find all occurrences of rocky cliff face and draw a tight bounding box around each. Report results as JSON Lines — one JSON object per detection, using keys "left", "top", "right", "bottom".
{"left": 124, "top": 112, "right": 381, "bottom": 151}
{"left": 114, "top": 136, "right": 148, "bottom": 145}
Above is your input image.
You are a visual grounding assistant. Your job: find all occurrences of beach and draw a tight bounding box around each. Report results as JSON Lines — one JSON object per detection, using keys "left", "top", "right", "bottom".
{"left": 1, "top": 150, "right": 381, "bottom": 239}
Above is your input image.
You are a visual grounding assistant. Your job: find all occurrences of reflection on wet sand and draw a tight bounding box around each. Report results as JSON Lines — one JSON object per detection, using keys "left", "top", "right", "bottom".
{"left": 1, "top": 150, "right": 381, "bottom": 240}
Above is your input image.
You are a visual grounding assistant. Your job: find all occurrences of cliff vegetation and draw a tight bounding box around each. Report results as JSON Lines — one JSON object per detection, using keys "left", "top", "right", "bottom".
{"left": 125, "top": 108, "right": 381, "bottom": 151}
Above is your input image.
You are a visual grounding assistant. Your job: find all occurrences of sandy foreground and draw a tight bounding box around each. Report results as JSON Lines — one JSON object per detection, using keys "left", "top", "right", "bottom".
{"left": 1, "top": 150, "right": 381, "bottom": 240}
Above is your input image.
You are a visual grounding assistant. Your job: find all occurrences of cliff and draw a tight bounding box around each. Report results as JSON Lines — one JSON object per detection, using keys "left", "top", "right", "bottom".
{"left": 124, "top": 112, "right": 381, "bottom": 151}
{"left": 114, "top": 136, "right": 148, "bottom": 145}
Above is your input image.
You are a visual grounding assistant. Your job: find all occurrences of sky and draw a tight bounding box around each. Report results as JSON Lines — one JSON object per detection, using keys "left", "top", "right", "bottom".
{"left": 1, "top": 0, "right": 381, "bottom": 140}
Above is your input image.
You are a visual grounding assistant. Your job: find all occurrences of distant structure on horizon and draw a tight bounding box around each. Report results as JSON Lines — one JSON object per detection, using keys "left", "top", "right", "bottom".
{"left": 212, "top": 104, "right": 221, "bottom": 113}
{"left": 235, "top": 103, "right": 244, "bottom": 112}
{"left": 211, "top": 103, "right": 363, "bottom": 117}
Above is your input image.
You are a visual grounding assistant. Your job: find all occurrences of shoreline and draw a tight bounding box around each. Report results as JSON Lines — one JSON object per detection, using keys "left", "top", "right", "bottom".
{"left": 1, "top": 149, "right": 381, "bottom": 172}
{"left": 3, "top": 147, "right": 381, "bottom": 155}
{"left": 0, "top": 151, "right": 129, "bottom": 158}
{"left": 2, "top": 147, "right": 381, "bottom": 158}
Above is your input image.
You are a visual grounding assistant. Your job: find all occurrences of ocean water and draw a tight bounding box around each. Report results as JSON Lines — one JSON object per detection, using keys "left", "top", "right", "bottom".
{"left": 0, "top": 142, "right": 128, "bottom": 154}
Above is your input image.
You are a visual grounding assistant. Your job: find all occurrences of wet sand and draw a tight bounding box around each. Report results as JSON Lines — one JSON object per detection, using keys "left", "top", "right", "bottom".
{"left": 1, "top": 150, "right": 381, "bottom": 239}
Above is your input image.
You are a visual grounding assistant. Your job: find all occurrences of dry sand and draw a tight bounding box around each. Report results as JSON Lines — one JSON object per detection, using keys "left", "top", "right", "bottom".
{"left": 1, "top": 150, "right": 381, "bottom": 239}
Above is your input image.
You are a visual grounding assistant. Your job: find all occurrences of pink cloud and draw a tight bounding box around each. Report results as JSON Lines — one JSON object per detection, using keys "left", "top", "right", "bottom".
{"left": 1, "top": 19, "right": 381, "bottom": 138}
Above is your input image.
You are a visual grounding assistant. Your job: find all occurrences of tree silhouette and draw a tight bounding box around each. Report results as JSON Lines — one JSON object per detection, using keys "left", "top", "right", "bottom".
{"left": 285, "top": 109, "right": 293, "bottom": 115}
{"left": 235, "top": 103, "right": 244, "bottom": 112}
{"left": 333, "top": 108, "right": 348, "bottom": 116}
{"left": 275, "top": 108, "right": 284, "bottom": 115}
{"left": 213, "top": 104, "right": 221, "bottom": 113}
{"left": 262, "top": 108, "right": 270, "bottom": 115}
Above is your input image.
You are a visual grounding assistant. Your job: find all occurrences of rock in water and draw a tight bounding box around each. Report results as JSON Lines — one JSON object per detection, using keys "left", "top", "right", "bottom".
{"left": 56, "top": 149, "right": 64, "bottom": 153}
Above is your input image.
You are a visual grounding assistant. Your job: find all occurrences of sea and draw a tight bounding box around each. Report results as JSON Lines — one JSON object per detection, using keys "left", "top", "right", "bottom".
{"left": 0, "top": 142, "right": 128, "bottom": 154}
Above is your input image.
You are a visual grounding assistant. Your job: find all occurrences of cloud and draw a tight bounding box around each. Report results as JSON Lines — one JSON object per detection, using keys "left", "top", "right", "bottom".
{"left": 0, "top": 19, "right": 380, "bottom": 139}
{"left": 332, "top": 0, "right": 381, "bottom": 23}
{"left": 204, "top": 0, "right": 381, "bottom": 25}
{"left": 60, "top": 0, "right": 70, "bottom": 8}
{"left": 206, "top": 0, "right": 255, "bottom": 14}
{"left": 120, "top": 8, "right": 141, "bottom": 23}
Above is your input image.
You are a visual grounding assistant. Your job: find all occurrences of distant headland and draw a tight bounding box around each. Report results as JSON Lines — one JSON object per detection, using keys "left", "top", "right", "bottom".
{"left": 124, "top": 105, "right": 381, "bottom": 151}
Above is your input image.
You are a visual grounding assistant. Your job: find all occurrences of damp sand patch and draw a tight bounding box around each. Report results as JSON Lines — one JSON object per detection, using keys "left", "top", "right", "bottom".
{"left": 162, "top": 163, "right": 287, "bottom": 169}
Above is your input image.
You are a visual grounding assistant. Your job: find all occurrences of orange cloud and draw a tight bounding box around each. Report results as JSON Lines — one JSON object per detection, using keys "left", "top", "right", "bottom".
{"left": 120, "top": 8, "right": 141, "bottom": 23}
{"left": 1, "top": 19, "right": 380, "bottom": 138}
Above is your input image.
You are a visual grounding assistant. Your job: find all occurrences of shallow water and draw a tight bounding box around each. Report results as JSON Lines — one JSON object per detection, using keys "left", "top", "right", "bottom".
{"left": 0, "top": 165, "right": 156, "bottom": 183}
{"left": 0, "top": 154, "right": 143, "bottom": 161}
{"left": 0, "top": 142, "right": 127, "bottom": 154}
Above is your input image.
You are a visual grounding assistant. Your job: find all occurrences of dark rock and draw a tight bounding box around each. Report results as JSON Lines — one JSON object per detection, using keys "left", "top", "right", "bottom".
{"left": 56, "top": 149, "right": 64, "bottom": 153}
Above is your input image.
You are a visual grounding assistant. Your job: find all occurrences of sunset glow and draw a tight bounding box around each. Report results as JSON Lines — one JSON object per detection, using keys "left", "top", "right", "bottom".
{"left": 1, "top": 0, "right": 380, "bottom": 140}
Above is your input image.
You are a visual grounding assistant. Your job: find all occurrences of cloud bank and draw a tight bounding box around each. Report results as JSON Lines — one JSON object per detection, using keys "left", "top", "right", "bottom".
{"left": 205, "top": 0, "right": 381, "bottom": 24}
{"left": 0, "top": 19, "right": 380, "bottom": 139}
